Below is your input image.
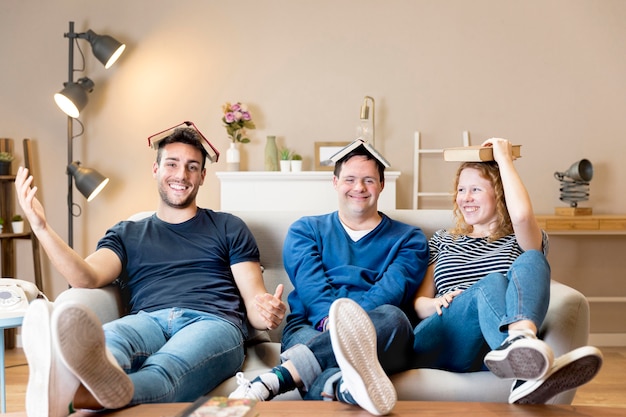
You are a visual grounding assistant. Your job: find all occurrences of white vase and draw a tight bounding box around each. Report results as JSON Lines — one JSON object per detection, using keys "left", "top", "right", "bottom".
{"left": 280, "top": 160, "right": 291, "bottom": 172}
{"left": 291, "top": 160, "right": 303, "bottom": 172}
{"left": 226, "top": 142, "right": 240, "bottom": 171}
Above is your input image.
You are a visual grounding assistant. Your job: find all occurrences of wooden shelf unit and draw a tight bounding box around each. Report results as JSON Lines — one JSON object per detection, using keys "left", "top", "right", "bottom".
{"left": 0, "top": 139, "right": 42, "bottom": 349}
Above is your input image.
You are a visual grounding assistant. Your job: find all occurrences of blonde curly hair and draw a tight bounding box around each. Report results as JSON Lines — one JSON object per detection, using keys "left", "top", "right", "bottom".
{"left": 449, "top": 161, "right": 513, "bottom": 241}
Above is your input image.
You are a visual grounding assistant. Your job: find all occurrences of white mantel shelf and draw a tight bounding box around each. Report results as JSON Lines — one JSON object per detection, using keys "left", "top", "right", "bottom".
{"left": 216, "top": 171, "right": 400, "bottom": 211}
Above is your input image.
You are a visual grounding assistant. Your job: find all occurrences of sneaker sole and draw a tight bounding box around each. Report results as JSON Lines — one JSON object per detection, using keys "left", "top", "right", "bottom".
{"left": 23, "top": 299, "right": 79, "bottom": 417}
{"left": 484, "top": 337, "right": 553, "bottom": 380}
{"left": 52, "top": 302, "right": 134, "bottom": 409}
{"left": 329, "top": 299, "right": 396, "bottom": 416}
{"left": 510, "top": 346, "right": 603, "bottom": 404}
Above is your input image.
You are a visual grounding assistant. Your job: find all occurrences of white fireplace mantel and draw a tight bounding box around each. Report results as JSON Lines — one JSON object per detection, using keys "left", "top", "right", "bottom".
{"left": 216, "top": 171, "right": 400, "bottom": 211}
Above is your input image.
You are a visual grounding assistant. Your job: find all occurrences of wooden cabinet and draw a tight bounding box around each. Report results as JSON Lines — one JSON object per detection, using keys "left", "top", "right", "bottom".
{"left": 535, "top": 215, "right": 626, "bottom": 235}
{"left": 535, "top": 214, "right": 626, "bottom": 346}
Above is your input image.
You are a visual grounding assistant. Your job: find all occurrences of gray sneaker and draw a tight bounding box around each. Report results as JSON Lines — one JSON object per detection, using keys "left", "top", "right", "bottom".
{"left": 329, "top": 298, "right": 396, "bottom": 416}
{"left": 484, "top": 334, "right": 554, "bottom": 380}
{"left": 509, "top": 345, "right": 603, "bottom": 404}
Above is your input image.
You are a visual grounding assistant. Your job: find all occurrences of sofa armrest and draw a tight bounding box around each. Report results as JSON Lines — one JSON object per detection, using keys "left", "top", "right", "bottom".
{"left": 54, "top": 285, "right": 125, "bottom": 325}
{"left": 540, "top": 280, "right": 590, "bottom": 356}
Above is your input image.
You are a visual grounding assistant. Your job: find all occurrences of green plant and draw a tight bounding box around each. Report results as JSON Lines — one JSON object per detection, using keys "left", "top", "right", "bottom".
{"left": 0, "top": 152, "right": 14, "bottom": 162}
{"left": 279, "top": 148, "right": 292, "bottom": 160}
{"left": 0, "top": 218, "right": 4, "bottom": 226}
{"left": 11, "top": 214, "right": 23, "bottom": 222}
{"left": 292, "top": 153, "right": 302, "bottom": 161}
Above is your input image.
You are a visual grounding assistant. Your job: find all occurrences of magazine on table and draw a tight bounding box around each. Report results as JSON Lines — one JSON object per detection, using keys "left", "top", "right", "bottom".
{"left": 174, "top": 396, "right": 257, "bottom": 417}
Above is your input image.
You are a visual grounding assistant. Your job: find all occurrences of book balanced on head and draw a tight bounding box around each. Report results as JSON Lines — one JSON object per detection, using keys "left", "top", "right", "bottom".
{"left": 443, "top": 144, "right": 522, "bottom": 162}
{"left": 326, "top": 138, "right": 391, "bottom": 167}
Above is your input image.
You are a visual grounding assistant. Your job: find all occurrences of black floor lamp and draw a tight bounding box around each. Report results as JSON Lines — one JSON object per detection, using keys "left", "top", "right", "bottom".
{"left": 53, "top": 21, "right": 126, "bottom": 248}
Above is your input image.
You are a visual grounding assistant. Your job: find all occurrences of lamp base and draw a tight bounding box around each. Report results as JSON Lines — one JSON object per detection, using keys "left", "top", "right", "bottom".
{"left": 554, "top": 207, "right": 593, "bottom": 216}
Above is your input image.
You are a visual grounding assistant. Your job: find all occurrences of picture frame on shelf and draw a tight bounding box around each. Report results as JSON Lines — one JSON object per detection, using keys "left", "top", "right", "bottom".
{"left": 314, "top": 141, "right": 350, "bottom": 171}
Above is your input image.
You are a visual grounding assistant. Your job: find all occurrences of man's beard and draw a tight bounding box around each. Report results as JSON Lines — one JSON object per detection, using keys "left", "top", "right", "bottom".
{"left": 158, "top": 184, "right": 197, "bottom": 209}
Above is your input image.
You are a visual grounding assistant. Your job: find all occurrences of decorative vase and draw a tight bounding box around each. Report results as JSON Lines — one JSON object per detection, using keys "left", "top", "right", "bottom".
{"left": 279, "top": 160, "right": 291, "bottom": 172}
{"left": 226, "top": 142, "right": 240, "bottom": 171}
{"left": 264, "top": 136, "right": 279, "bottom": 171}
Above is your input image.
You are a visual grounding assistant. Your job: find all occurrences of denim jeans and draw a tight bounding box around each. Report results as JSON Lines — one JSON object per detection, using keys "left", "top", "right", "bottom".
{"left": 412, "top": 250, "right": 551, "bottom": 372}
{"left": 103, "top": 308, "right": 245, "bottom": 404}
{"left": 280, "top": 304, "right": 414, "bottom": 400}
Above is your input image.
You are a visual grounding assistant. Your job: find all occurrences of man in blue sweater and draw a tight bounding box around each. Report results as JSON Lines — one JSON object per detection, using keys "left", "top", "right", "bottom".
{"left": 230, "top": 144, "right": 429, "bottom": 415}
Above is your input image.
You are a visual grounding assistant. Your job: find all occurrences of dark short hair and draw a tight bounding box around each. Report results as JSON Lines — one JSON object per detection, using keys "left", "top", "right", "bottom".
{"left": 156, "top": 128, "right": 208, "bottom": 169}
{"left": 333, "top": 145, "right": 385, "bottom": 183}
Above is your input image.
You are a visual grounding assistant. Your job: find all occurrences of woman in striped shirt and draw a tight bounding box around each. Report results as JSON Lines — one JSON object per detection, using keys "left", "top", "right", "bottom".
{"left": 411, "top": 138, "right": 601, "bottom": 404}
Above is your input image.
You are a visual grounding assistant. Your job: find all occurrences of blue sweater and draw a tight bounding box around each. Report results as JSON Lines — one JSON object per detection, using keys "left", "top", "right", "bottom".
{"left": 283, "top": 211, "right": 429, "bottom": 332}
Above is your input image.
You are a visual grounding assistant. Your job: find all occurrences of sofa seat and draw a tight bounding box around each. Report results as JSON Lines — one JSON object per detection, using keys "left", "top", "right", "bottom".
{"left": 54, "top": 210, "right": 590, "bottom": 404}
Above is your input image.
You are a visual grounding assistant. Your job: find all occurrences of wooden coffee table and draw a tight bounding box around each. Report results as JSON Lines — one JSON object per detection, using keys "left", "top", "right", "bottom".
{"left": 4, "top": 401, "right": 625, "bottom": 416}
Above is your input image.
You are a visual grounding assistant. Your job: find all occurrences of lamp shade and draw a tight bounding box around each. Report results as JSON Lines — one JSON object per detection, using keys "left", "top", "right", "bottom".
{"left": 54, "top": 77, "right": 95, "bottom": 118}
{"left": 563, "top": 159, "right": 593, "bottom": 182}
{"left": 84, "top": 30, "right": 126, "bottom": 69}
{"left": 68, "top": 161, "right": 109, "bottom": 202}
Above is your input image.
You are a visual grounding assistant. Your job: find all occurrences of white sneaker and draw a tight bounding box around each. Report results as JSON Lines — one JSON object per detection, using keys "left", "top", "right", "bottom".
{"left": 228, "top": 372, "right": 274, "bottom": 401}
{"left": 329, "top": 298, "right": 396, "bottom": 416}
{"left": 23, "top": 299, "right": 80, "bottom": 417}
{"left": 52, "top": 302, "right": 134, "bottom": 410}
{"left": 509, "top": 345, "right": 603, "bottom": 404}
{"left": 484, "top": 334, "right": 554, "bottom": 380}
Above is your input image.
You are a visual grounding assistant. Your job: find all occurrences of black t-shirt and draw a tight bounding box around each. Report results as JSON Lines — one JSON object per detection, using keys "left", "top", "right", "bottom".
{"left": 97, "top": 208, "right": 260, "bottom": 336}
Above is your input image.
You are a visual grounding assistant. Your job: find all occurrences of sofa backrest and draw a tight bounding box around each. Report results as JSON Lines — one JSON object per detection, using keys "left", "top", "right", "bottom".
{"left": 229, "top": 209, "right": 454, "bottom": 341}
{"left": 128, "top": 209, "right": 454, "bottom": 341}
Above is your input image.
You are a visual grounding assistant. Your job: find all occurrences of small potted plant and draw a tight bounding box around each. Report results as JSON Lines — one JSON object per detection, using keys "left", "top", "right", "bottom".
{"left": 279, "top": 148, "right": 292, "bottom": 172}
{"left": 0, "top": 151, "right": 14, "bottom": 175}
{"left": 291, "top": 153, "right": 303, "bottom": 172}
{"left": 11, "top": 214, "right": 24, "bottom": 233}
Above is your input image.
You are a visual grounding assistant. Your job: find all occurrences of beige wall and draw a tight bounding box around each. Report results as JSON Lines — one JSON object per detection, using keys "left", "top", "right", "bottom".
{"left": 1, "top": 0, "right": 625, "bottom": 334}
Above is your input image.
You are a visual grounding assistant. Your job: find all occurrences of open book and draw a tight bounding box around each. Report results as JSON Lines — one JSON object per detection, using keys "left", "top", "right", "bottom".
{"left": 443, "top": 145, "right": 521, "bottom": 162}
{"left": 326, "top": 139, "right": 390, "bottom": 168}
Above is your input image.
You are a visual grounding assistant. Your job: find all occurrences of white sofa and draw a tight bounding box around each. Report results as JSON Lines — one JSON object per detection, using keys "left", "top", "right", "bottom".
{"left": 54, "top": 210, "right": 590, "bottom": 404}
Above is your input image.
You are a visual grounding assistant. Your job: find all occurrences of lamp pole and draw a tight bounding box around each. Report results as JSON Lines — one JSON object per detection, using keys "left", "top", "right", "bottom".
{"left": 65, "top": 21, "right": 77, "bottom": 249}
{"left": 57, "top": 21, "right": 122, "bottom": 249}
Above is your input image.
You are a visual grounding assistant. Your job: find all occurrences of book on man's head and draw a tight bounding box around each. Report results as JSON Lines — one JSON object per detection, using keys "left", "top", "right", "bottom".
{"left": 443, "top": 145, "right": 522, "bottom": 162}
{"left": 174, "top": 396, "right": 257, "bottom": 417}
{"left": 326, "top": 139, "right": 391, "bottom": 168}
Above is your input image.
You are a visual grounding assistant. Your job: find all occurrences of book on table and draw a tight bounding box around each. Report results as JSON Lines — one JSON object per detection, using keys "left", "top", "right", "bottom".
{"left": 326, "top": 138, "right": 391, "bottom": 168}
{"left": 443, "top": 145, "right": 521, "bottom": 162}
{"left": 174, "top": 396, "right": 257, "bottom": 417}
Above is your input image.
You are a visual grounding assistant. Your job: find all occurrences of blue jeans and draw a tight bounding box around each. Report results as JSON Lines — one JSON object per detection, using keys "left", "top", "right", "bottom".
{"left": 412, "top": 250, "right": 551, "bottom": 372}
{"left": 280, "top": 304, "right": 414, "bottom": 400}
{"left": 103, "top": 308, "right": 245, "bottom": 404}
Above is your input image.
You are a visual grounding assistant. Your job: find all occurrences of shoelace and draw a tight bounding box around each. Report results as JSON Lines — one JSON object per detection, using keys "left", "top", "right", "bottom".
{"left": 234, "top": 372, "right": 253, "bottom": 393}
{"left": 233, "top": 371, "right": 272, "bottom": 401}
